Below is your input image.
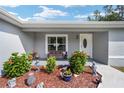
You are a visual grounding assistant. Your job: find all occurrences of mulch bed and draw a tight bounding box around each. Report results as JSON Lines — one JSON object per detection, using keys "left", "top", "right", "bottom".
{"left": 0, "top": 66, "right": 102, "bottom": 88}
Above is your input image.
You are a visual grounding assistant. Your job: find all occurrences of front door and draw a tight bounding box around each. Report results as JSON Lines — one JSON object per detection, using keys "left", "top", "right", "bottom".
{"left": 80, "top": 34, "right": 92, "bottom": 58}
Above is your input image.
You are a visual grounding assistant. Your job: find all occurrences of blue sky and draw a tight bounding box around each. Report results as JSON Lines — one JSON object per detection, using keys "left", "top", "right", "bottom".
{"left": 0, "top": 5, "right": 105, "bottom": 21}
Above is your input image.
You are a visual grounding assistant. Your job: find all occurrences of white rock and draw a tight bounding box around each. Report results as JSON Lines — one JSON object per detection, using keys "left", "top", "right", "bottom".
{"left": 36, "top": 82, "right": 44, "bottom": 88}
{"left": 74, "top": 74, "right": 79, "bottom": 77}
{"left": 7, "top": 78, "right": 16, "bottom": 88}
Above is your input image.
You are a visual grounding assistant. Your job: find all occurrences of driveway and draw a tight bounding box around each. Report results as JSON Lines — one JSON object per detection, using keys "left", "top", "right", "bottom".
{"left": 95, "top": 62, "right": 124, "bottom": 88}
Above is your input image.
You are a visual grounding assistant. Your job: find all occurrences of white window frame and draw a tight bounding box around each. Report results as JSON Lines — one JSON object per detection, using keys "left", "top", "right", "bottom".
{"left": 45, "top": 34, "right": 68, "bottom": 54}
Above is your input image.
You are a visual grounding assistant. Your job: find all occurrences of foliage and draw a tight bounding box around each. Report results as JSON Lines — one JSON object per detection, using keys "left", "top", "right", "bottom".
{"left": 46, "top": 56, "right": 56, "bottom": 73}
{"left": 3, "top": 52, "right": 32, "bottom": 78}
{"left": 102, "top": 12, "right": 120, "bottom": 21}
{"left": 69, "top": 51, "right": 88, "bottom": 75}
{"left": 64, "top": 68, "right": 72, "bottom": 76}
{"left": 88, "top": 5, "right": 124, "bottom": 21}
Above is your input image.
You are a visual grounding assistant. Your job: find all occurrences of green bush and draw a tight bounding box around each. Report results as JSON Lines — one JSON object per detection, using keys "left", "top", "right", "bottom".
{"left": 46, "top": 56, "right": 56, "bottom": 73}
{"left": 64, "top": 68, "right": 72, "bottom": 76}
{"left": 3, "top": 52, "right": 32, "bottom": 78}
{"left": 69, "top": 51, "right": 88, "bottom": 74}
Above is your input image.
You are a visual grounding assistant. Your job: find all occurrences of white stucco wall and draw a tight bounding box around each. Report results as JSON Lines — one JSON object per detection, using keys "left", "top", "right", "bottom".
{"left": 0, "top": 19, "right": 34, "bottom": 68}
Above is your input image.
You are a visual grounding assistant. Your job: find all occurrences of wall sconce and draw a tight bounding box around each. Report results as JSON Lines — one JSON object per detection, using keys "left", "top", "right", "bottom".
{"left": 76, "top": 34, "right": 79, "bottom": 39}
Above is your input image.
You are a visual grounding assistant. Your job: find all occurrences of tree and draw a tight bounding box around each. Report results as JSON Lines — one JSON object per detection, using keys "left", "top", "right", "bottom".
{"left": 102, "top": 12, "right": 120, "bottom": 21}
{"left": 115, "top": 5, "right": 124, "bottom": 20}
{"left": 87, "top": 16, "right": 92, "bottom": 21}
{"left": 93, "top": 10, "right": 101, "bottom": 21}
{"left": 87, "top": 5, "right": 122, "bottom": 21}
{"left": 103, "top": 5, "right": 113, "bottom": 15}
{"left": 87, "top": 10, "right": 101, "bottom": 21}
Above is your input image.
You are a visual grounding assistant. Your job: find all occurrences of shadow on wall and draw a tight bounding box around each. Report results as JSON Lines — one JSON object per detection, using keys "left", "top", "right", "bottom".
{"left": 0, "top": 31, "right": 25, "bottom": 63}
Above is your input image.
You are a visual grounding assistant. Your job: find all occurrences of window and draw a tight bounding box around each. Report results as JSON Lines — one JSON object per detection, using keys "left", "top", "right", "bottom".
{"left": 46, "top": 34, "right": 68, "bottom": 53}
{"left": 83, "top": 38, "right": 87, "bottom": 48}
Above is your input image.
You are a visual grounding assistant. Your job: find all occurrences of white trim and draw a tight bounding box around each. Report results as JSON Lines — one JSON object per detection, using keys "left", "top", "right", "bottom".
{"left": 45, "top": 34, "right": 68, "bottom": 54}
{"left": 109, "top": 56, "right": 124, "bottom": 58}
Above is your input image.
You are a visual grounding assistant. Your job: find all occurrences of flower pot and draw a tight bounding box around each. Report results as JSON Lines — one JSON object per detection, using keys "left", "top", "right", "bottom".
{"left": 62, "top": 72, "right": 72, "bottom": 81}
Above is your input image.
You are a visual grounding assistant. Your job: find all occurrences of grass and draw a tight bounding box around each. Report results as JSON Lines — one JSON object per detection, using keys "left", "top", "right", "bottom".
{"left": 113, "top": 66, "right": 124, "bottom": 72}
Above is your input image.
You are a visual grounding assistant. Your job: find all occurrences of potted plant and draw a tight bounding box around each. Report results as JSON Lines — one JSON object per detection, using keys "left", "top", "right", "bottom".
{"left": 62, "top": 68, "right": 72, "bottom": 81}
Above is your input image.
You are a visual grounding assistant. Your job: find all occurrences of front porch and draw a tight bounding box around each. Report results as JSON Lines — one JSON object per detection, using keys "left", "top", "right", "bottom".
{"left": 32, "top": 58, "right": 94, "bottom": 66}
{"left": 33, "top": 31, "right": 108, "bottom": 65}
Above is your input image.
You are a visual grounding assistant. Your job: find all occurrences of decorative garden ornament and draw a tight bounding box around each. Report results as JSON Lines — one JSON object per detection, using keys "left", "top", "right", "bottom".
{"left": 0, "top": 69, "right": 5, "bottom": 77}
{"left": 35, "top": 60, "right": 41, "bottom": 72}
{"left": 92, "top": 62, "right": 97, "bottom": 76}
{"left": 7, "top": 78, "right": 16, "bottom": 88}
{"left": 36, "top": 82, "right": 44, "bottom": 88}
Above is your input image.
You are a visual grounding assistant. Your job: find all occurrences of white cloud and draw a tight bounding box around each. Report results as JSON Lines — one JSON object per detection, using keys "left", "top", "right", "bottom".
{"left": 74, "top": 12, "right": 105, "bottom": 21}
{"left": 62, "top": 5, "right": 73, "bottom": 8}
{"left": 18, "top": 16, "right": 46, "bottom": 22}
{"left": 62, "top": 5, "right": 86, "bottom": 8}
{"left": 74, "top": 14, "right": 88, "bottom": 19}
{"left": 31, "top": 16, "right": 46, "bottom": 21}
{"left": 34, "top": 6, "right": 68, "bottom": 18}
{"left": 100, "top": 12, "right": 105, "bottom": 16}
{"left": 18, "top": 16, "right": 32, "bottom": 21}
{"left": 3, "top": 5, "right": 20, "bottom": 8}
{"left": 90, "top": 12, "right": 105, "bottom": 16}
{"left": 8, "top": 12, "right": 18, "bottom": 16}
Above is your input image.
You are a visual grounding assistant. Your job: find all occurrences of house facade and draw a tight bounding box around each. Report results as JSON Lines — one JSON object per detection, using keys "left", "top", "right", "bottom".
{"left": 0, "top": 9, "right": 124, "bottom": 67}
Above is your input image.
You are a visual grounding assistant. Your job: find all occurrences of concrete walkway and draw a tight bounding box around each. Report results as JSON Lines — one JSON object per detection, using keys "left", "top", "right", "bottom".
{"left": 95, "top": 62, "right": 124, "bottom": 88}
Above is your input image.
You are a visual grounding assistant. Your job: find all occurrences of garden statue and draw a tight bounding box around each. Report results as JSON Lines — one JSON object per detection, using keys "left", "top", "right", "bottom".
{"left": 35, "top": 60, "right": 41, "bottom": 72}
{"left": 27, "top": 73, "right": 36, "bottom": 86}
{"left": 91, "top": 62, "right": 97, "bottom": 76}
{"left": 0, "top": 69, "right": 5, "bottom": 77}
{"left": 36, "top": 82, "right": 44, "bottom": 88}
{"left": 7, "top": 78, "right": 16, "bottom": 88}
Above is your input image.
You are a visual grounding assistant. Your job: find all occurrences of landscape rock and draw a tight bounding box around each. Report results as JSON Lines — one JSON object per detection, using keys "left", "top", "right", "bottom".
{"left": 27, "top": 75, "right": 36, "bottom": 86}
{"left": 36, "top": 82, "right": 44, "bottom": 88}
{"left": 0, "top": 69, "right": 5, "bottom": 77}
{"left": 74, "top": 74, "right": 79, "bottom": 77}
{"left": 7, "top": 78, "right": 16, "bottom": 88}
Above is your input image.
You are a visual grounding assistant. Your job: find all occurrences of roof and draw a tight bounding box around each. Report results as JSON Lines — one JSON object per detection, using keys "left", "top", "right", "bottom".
{"left": 0, "top": 8, "right": 124, "bottom": 29}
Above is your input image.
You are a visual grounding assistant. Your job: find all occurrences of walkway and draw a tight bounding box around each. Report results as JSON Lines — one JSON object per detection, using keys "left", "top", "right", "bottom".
{"left": 95, "top": 62, "right": 124, "bottom": 88}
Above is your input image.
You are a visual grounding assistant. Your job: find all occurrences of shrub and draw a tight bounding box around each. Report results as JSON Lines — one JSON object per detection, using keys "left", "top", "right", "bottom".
{"left": 3, "top": 52, "right": 32, "bottom": 78}
{"left": 69, "top": 51, "right": 88, "bottom": 74}
{"left": 64, "top": 68, "right": 72, "bottom": 76}
{"left": 46, "top": 56, "right": 56, "bottom": 73}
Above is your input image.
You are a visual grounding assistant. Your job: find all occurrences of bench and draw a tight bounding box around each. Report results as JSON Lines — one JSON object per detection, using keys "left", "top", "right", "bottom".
{"left": 47, "top": 51, "right": 67, "bottom": 59}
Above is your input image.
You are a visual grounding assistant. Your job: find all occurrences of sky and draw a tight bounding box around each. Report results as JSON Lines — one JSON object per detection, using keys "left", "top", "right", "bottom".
{"left": 0, "top": 5, "right": 105, "bottom": 21}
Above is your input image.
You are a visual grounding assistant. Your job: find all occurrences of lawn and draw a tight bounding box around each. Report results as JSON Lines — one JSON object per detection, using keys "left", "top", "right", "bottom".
{"left": 113, "top": 67, "right": 124, "bottom": 72}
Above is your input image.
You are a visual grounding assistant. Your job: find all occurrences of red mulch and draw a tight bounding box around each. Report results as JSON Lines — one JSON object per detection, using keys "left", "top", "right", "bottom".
{"left": 0, "top": 66, "right": 102, "bottom": 88}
